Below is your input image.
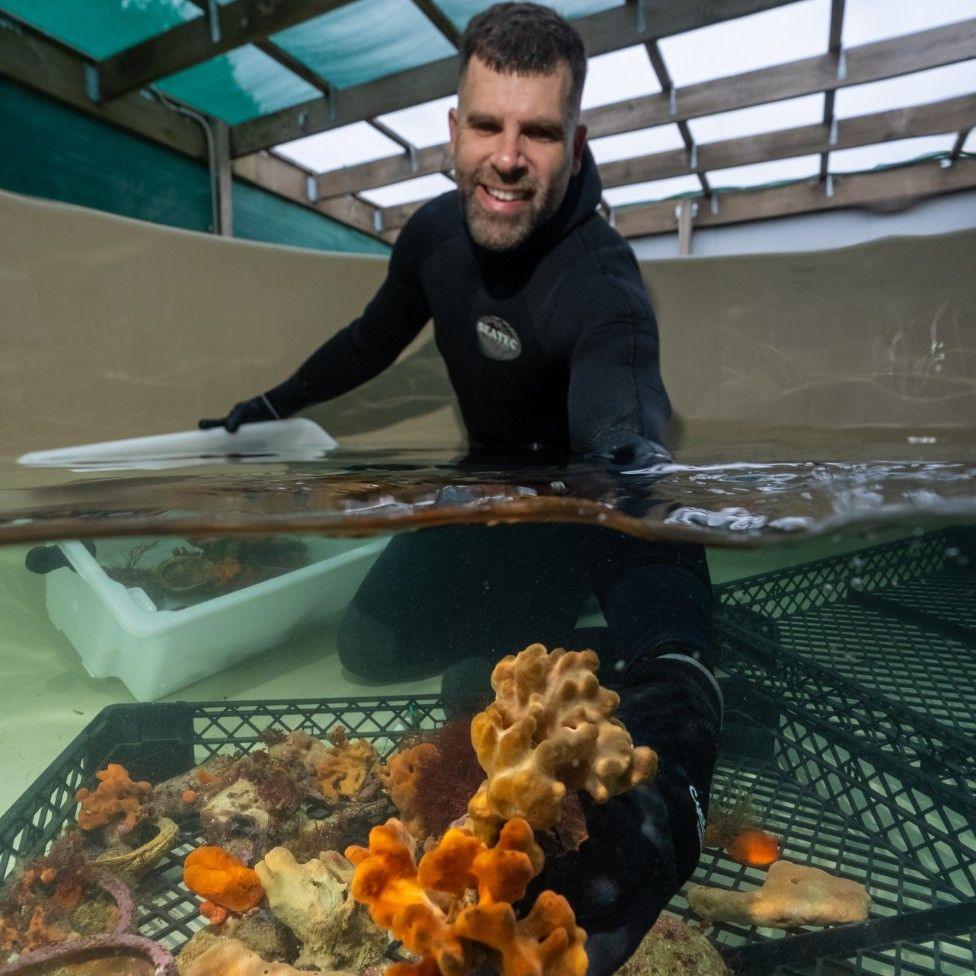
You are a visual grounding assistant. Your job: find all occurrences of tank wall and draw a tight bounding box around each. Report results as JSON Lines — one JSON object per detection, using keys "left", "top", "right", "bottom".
{"left": 1, "top": 186, "right": 973, "bottom": 456}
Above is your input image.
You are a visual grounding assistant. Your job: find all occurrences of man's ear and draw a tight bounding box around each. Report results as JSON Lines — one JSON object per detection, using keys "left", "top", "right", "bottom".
{"left": 571, "top": 124, "right": 588, "bottom": 176}
{"left": 448, "top": 106, "right": 459, "bottom": 160}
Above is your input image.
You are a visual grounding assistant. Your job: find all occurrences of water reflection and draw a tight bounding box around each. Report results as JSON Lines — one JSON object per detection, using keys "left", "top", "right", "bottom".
{"left": 3, "top": 440, "right": 976, "bottom": 547}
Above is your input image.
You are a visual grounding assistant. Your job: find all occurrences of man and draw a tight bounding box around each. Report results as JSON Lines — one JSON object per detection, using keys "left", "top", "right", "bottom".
{"left": 203, "top": 5, "right": 720, "bottom": 973}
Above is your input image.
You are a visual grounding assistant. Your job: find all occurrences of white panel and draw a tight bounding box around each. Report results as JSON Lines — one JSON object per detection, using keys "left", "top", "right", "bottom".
{"left": 274, "top": 121, "right": 401, "bottom": 172}
{"left": 360, "top": 173, "right": 456, "bottom": 207}
{"left": 376, "top": 95, "right": 457, "bottom": 149}
{"left": 829, "top": 134, "right": 957, "bottom": 173}
{"left": 835, "top": 61, "right": 976, "bottom": 119}
{"left": 708, "top": 153, "right": 821, "bottom": 189}
{"left": 603, "top": 174, "right": 702, "bottom": 207}
{"left": 589, "top": 125, "right": 684, "bottom": 164}
{"left": 965, "top": 130, "right": 976, "bottom": 154}
{"left": 843, "top": 0, "right": 975, "bottom": 47}
{"left": 658, "top": 0, "right": 830, "bottom": 87}
{"left": 582, "top": 45, "right": 660, "bottom": 110}
{"left": 688, "top": 94, "right": 825, "bottom": 144}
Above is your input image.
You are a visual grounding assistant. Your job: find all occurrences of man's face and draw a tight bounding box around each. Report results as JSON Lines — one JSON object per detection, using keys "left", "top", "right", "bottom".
{"left": 449, "top": 56, "right": 587, "bottom": 252}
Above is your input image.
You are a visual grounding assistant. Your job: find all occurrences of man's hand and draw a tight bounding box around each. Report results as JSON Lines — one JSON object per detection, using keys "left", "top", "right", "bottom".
{"left": 198, "top": 395, "right": 279, "bottom": 433}
{"left": 523, "top": 652, "right": 722, "bottom": 976}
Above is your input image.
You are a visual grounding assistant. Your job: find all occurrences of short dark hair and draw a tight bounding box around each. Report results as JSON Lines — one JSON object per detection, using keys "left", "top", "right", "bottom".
{"left": 459, "top": 3, "right": 588, "bottom": 118}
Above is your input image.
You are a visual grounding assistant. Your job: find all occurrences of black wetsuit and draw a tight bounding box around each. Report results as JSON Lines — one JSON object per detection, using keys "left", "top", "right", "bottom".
{"left": 266, "top": 147, "right": 670, "bottom": 466}
{"left": 248, "top": 147, "right": 720, "bottom": 976}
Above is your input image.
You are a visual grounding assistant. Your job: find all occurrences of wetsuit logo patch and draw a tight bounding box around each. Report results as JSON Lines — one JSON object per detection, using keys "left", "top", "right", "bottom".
{"left": 476, "top": 316, "right": 522, "bottom": 361}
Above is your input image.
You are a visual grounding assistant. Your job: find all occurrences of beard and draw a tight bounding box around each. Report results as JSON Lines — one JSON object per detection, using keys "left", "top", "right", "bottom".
{"left": 456, "top": 163, "right": 572, "bottom": 252}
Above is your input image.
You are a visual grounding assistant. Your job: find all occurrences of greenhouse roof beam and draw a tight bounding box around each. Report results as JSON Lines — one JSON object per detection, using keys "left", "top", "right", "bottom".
{"left": 612, "top": 158, "right": 976, "bottom": 238}
{"left": 377, "top": 94, "right": 976, "bottom": 232}
{"left": 309, "top": 18, "right": 976, "bottom": 199}
{"left": 95, "top": 0, "right": 358, "bottom": 103}
{"left": 235, "top": 0, "right": 802, "bottom": 156}
{"left": 585, "top": 18, "right": 976, "bottom": 139}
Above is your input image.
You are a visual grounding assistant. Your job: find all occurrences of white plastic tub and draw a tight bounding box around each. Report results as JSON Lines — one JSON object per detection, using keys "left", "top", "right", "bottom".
{"left": 44, "top": 534, "right": 388, "bottom": 701}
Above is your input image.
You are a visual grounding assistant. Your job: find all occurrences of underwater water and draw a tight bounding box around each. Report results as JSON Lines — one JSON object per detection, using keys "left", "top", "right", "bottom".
{"left": 0, "top": 437, "right": 974, "bottom": 976}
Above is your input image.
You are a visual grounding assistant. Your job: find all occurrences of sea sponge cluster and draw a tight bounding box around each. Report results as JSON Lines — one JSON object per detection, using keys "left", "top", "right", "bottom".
{"left": 379, "top": 742, "right": 441, "bottom": 841}
{"left": 254, "top": 846, "right": 387, "bottom": 971}
{"left": 183, "top": 845, "right": 265, "bottom": 920}
{"left": 346, "top": 817, "right": 586, "bottom": 976}
{"left": 75, "top": 763, "right": 151, "bottom": 836}
{"left": 467, "top": 644, "right": 657, "bottom": 840}
{"left": 316, "top": 726, "right": 379, "bottom": 803}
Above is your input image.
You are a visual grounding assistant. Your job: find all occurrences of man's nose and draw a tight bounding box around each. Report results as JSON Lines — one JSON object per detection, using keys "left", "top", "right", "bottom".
{"left": 491, "top": 130, "right": 526, "bottom": 177}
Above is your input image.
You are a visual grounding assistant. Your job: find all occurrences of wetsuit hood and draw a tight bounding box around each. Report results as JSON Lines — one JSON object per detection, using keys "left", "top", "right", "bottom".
{"left": 461, "top": 143, "right": 602, "bottom": 263}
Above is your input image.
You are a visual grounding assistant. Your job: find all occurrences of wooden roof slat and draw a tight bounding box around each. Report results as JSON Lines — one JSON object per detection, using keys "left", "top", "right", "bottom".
{"left": 608, "top": 94, "right": 976, "bottom": 186}
{"left": 232, "top": 0, "right": 803, "bottom": 156}
{"left": 380, "top": 159, "right": 976, "bottom": 243}
{"left": 612, "top": 158, "right": 976, "bottom": 238}
{"left": 96, "top": 0, "right": 358, "bottom": 103}
{"left": 377, "top": 94, "right": 976, "bottom": 232}
{"left": 232, "top": 151, "right": 379, "bottom": 235}
{"left": 309, "top": 18, "right": 976, "bottom": 200}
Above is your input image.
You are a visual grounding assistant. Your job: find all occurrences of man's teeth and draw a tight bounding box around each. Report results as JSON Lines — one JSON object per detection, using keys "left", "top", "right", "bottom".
{"left": 485, "top": 187, "right": 527, "bottom": 201}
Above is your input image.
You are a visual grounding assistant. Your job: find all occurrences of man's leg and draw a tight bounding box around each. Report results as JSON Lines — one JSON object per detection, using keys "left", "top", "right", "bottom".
{"left": 337, "top": 523, "right": 591, "bottom": 683}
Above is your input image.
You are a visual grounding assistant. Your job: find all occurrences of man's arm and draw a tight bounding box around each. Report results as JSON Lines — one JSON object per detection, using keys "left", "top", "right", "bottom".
{"left": 548, "top": 251, "right": 672, "bottom": 465}
{"left": 525, "top": 652, "right": 722, "bottom": 976}
{"left": 201, "top": 213, "right": 432, "bottom": 430}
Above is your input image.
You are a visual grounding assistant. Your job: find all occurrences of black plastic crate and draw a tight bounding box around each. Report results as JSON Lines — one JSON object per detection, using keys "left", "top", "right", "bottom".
{"left": 711, "top": 526, "right": 976, "bottom": 974}
{"left": 2, "top": 680, "right": 974, "bottom": 976}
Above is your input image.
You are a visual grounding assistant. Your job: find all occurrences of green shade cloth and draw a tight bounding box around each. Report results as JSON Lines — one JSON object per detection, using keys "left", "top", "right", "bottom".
{"left": 436, "top": 0, "right": 625, "bottom": 31}
{"left": 271, "top": 0, "right": 456, "bottom": 90}
{"left": 157, "top": 44, "right": 322, "bottom": 124}
{"left": 0, "top": 0, "right": 200, "bottom": 59}
{"left": 0, "top": 78, "right": 389, "bottom": 254}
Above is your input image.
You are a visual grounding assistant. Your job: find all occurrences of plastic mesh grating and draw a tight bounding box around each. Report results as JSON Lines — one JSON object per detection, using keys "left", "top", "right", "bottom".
{"left": 774, "top": 601, "right": 976, "bottom": 737}
{"left": 715, "top": 528, "right": 976, "bottom": 785}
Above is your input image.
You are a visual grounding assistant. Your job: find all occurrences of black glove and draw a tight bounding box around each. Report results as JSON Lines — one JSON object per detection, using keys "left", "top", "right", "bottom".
{"left": 198, "top": 394, "right": 280, "bottom": 433}
{"left": 523, "top": 652, "right": 722, "bottom": 976}
{"left": 586, "top": 430, "right": 673, "bottom": 469}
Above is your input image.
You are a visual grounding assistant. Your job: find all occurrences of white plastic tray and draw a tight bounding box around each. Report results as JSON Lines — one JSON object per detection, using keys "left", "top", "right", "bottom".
{"left": 18, "top": 419, "right": 336, "bottom": 471}
{"left": 45, "top": 534, "right": 388, "bottom": 701}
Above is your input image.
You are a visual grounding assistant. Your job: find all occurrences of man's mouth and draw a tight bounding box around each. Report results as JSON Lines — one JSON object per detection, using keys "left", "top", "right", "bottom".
{"left": 476, "top": 183, "right": 533, "bottom": 215}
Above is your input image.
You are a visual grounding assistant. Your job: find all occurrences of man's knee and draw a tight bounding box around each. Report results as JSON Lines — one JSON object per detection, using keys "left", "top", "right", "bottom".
{"left": 336, "top": 604, "right": 437, "bottom": 682}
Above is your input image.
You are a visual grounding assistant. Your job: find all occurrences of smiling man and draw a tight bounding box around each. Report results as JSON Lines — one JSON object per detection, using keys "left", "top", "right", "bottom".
{"left": 202, "top": 6, "right": 720, "bottom": 974}
{"left": 203, "top": 2, "right": 670, "bottom": 466}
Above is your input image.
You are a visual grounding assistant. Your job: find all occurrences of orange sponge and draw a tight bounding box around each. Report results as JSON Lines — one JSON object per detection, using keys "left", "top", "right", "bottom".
{"left": 75, "top": 763, "right": 150, "bottom": 835}
{"left": 183, "top": 845, "right": 265, "bottom": 914}
{"left": 347, "top": 817, "right": 586, "bottom": 976}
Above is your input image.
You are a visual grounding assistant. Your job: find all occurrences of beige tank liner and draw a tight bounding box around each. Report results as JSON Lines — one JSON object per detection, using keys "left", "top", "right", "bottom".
{"left": 1, "top": 187, "right": 973, "bottom": 458}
